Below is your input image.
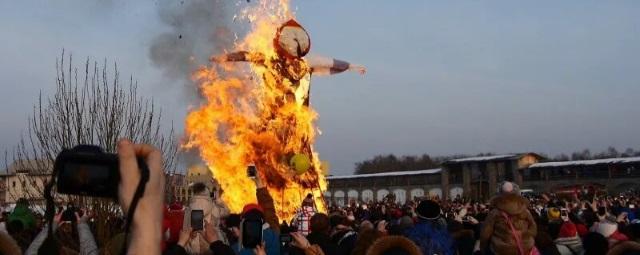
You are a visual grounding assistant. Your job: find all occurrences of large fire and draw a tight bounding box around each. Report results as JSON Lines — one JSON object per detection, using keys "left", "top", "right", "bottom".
{"left": 184, "top": 0, "right": 327, "bottom": 220}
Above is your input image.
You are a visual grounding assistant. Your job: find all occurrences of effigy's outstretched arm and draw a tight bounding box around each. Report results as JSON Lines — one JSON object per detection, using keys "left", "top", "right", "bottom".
{"left": 210, "top": 51, "right": 266, "bottom": 65}
{"left": 305, "top": 55, "right": 366, "bottom": 76}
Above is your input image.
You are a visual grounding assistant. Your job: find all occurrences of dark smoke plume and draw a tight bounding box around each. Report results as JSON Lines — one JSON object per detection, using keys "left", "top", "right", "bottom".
{"left": 149, "top": 0, "right": 236, "bottom": 92}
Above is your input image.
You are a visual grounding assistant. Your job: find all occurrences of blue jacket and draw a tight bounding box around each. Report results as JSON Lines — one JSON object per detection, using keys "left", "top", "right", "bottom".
{"left": 405, "top": 218, "right": 454, "bottom": 255}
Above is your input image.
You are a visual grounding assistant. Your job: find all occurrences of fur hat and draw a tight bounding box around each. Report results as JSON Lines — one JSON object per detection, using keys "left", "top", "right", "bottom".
{"left": 416, "top": 200, "right": 440, "bottom": 220}
{"left": 366, "top": 235, "right": 422, "bottom": 255}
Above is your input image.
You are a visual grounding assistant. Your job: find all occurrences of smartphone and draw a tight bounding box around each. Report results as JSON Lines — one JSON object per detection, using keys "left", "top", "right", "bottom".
{"left": 191, "top": 209, "right": 204, "bottom": 231}
{"left": 247, "top": 165, "right": 257, "bottom": 178}
{"left": 61, "top": 207, "right": 76, "bottom": 222}
{"left": 242, "top": 219, "right": 263, "bottom": 249}
{"left": 280, "top": 234, "right": 292, "bottom": 248}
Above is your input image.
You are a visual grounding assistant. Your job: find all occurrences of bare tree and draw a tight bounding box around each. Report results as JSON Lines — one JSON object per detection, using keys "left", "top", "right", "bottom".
{"left": 9, "top": 51, "right": 178, "bottom": 249}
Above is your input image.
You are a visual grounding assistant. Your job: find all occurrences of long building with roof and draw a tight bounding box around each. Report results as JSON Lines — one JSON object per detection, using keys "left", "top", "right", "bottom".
{"left": 325, "top": 154, "right": 640, "bottom": 206}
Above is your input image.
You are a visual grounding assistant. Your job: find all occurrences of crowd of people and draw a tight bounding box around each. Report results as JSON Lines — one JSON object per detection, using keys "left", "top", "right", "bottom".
{"left": 1, "top": 140, "right": 640, "bottom": 255}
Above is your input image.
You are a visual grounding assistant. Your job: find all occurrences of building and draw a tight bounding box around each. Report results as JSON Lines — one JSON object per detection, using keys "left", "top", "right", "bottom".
{"left": 326, "top": 154, "right": 640, "bottom": 205}
{"left": 524, "top": 157, "right": 640, "bottom": 194}
{"left": 441, "top": 153, "right": 542, "bottom": 201}
{"left": 325, "top": 169, "right": 441, "bottom": 207}
{"left": 0, "top": 160, "right": 51, "bottom": 205}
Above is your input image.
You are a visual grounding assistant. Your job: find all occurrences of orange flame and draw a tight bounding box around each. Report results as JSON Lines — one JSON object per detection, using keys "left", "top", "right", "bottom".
{"left": 184, "top": 0, "right": 327, "bottom": 221}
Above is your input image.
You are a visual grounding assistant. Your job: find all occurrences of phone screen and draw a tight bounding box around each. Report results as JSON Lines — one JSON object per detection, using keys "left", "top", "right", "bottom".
{"left": 242, "top": 219, "right": 263, "bottom": 249}
{"left": 191, "top": 210, "right": 204, "bottom": 231}
{"left": 247, "top": 165, "right": 257, "bottom": 178}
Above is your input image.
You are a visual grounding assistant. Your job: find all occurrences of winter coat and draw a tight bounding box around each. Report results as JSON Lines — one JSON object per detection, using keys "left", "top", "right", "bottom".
{"left": 405, "top": 218, "right": 454, "bottom": 255}
{"left": 331, "top": 228, "right": 358, "bottom": 255}
{"left": 292, "top": 206, "right": 316, "bottom": 236}
{"left": 365, "top": 235, "right": 422, "bottom": 255}
{"left": 166, "top": 203, "right": 185, "bottom": 244}
{"left": 182, "top": 191, "right": 228, "bottom": 254}
{"left": 479, "top": 193, "right": 537, "bottom": 255}
{"left": 555, "top": 235, "right": 584, "bottom": 255}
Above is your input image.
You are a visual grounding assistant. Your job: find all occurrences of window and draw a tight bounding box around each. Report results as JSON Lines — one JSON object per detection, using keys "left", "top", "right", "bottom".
{"left": 12, "top": 181, "right": 16, "bottom": 188}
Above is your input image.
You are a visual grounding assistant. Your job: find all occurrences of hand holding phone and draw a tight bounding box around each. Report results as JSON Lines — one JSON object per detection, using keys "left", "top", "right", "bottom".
{"left": 247, "top": 165, "right": 257, "bottom": 178}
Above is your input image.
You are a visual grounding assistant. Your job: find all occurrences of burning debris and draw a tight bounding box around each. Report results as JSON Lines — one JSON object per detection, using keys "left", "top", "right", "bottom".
{"left": 184, "top": 0, "right": 365, "bottom": 220}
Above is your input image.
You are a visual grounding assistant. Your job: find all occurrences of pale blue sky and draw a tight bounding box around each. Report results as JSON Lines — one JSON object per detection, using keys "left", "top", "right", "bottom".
{"left": 1, "top": 1, "right": 639, "bottom": 175}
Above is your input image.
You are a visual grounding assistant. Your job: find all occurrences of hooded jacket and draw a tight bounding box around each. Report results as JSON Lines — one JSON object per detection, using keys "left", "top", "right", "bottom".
{"left": 182, "top": 189, "right": 224, "bottom": 254}
{"left": 479, "top": 193, "right": 537, "bottom": 255}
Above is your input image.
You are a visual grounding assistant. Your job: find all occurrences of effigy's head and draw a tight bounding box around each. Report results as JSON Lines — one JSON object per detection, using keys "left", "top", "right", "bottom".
{"left": 274, "top": 19, "right": 311, "bottom": 59}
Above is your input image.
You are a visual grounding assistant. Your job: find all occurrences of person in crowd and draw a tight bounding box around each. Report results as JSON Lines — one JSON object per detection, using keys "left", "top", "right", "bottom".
{"left": 591, "top": 215, "right": 629, "bottom": 249}
{"left": 479, "top": 181, "right": 537, "bottom": 255}
{"left": 548, "top": 219, "right": 584, "bottom": 255}
{"left": 583, "top": 232, "right": 609, "bottom": 255}
{"left": 404, "top": 199, "right": 454, "bottom": 255}
{"left": 165, "top": 200, "right": 185, "bottom": 248}
{"left": 350, "top": 228, "right": 382, "bottom": 255}
{"left": 290, "top": 213, "right": 337, "bottom": 255}
{"left": 163, "top": 221, "right": 236, "bottom": 255}
{"left": 366, "top": 235, "right": 422, "bottom": 255}
{"left": 329, "top": 214, "right": 358, "bottom": 255}
{"left": 182, "top": 182, "right": 224, "bottom": 254}
{"left": 292, "top": 194, "right": 317, "bottom": 236}
{"left": 25, "top": 210, "right": 98, "bottom": 255}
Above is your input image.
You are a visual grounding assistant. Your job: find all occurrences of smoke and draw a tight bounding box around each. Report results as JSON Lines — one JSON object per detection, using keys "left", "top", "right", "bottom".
{"left": 149, "top": 0, "right": 239, "bottom": 167}
{"left": 149, "top": 0, "right": 236, "bottom": 94}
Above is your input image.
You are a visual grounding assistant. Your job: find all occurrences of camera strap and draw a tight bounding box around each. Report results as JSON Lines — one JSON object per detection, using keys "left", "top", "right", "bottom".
{"left": 120, "top": 158, "right": 150, "bottom": 255}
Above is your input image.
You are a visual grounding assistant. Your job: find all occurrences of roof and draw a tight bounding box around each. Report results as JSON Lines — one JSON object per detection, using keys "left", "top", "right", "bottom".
{"left": 326, "top": 168, "right": 441, "bottom": 180}
{"left": 444, "top": 153, "right": 543, "bottom": 164}
{"left": 6, "top": 159, "right": 52, "bottom": 174}
{"left": 446, "top": 154, "right": 517, "bottom": 164}
{"left": 529, "top": 157, "right": 640, "bottom": 169}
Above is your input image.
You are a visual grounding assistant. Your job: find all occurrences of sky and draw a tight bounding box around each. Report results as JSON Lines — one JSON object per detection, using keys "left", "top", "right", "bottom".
{"left": 1, "top": 1, "right": 639, "bottom": 176}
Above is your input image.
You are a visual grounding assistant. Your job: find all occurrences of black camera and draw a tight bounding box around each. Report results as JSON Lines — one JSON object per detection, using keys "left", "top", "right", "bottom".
{"left": 54, "top": 145, "right": 146, "bottom": 198}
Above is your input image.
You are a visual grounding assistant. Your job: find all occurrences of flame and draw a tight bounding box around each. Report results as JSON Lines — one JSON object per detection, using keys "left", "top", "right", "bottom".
{"left": 184, "top": 0, "right": 327, "bottom": 221}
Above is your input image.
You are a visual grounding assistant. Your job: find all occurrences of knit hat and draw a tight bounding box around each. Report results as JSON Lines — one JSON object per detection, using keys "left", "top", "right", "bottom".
{"left": 558, "top": 222, "right": 578, "bottom": 238}
{"left": 241, "top": 204, "right": 264, "bottom": 220}
{"left": 8, "top": 203, "right": 36, "bottom": 230}
{"left": 416, "top": 200, "right": 440, "bottom": 220}
{"left": 242, "top": 203, "right": 264, "bottom": 215}
{"left": 547, "top": 208, "right": 561, "bottom": 222}
{"left": 498, "top": 181, "right": 521, "bottom": 195}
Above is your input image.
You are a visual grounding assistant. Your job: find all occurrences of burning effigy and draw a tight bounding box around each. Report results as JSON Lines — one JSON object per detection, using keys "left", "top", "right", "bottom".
{"left": 184, "top": 0, "right": 365, "bottom": 220}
